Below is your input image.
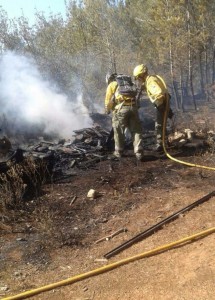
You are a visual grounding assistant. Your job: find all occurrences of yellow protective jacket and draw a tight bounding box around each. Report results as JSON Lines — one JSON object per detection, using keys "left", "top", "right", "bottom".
{"left": 105, "top": 81, "right": 135, "bottom": 111}
{"left": 145, "top": 75, "right": 169, "bottom": 107}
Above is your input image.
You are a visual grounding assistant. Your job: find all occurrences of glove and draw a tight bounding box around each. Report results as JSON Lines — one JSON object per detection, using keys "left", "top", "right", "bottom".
{"left": 168, "top": 108, "right": 174, "bottom": 119}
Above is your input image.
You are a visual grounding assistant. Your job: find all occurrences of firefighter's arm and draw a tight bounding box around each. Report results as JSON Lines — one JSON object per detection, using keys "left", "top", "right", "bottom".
{"left": 105, "top": 82, "right": 117, "bottom": 113}
{"left": 147, "top": 80, "right": 164, "bottom": 99}
{"left": 105, "top": 85, "right": 113, "bottom": 114}
{"left": 147, "top": 80, "right": 165, "bottom": 106}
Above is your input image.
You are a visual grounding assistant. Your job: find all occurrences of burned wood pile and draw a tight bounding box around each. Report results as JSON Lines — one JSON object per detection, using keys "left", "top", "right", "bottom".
{"left": 19, "top": 126, "right": 113, "bottom": 182}
{"left": 0, "top": 122, "right": 213, "bottom": 206}
{"left": 167, "top": 128, "right": 215, "bottom": 150}
{"left": 0, "top": 125, "right": 214, "bottom": 185}
{"left": 0, "top": 126, "right": 114, "bottom": 203}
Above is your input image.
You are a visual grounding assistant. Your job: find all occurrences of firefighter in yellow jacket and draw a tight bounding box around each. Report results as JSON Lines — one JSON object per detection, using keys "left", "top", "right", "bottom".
{"left": 105, "top": 73, "right": 143, "bottom": 160}
{"left": 133, "top": 64, "right": 174, "bottom": 151}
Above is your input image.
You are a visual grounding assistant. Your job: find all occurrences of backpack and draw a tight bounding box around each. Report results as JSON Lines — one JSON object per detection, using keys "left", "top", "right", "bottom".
{"left": 115, "top": 75, "right": 137, "bottom": 98}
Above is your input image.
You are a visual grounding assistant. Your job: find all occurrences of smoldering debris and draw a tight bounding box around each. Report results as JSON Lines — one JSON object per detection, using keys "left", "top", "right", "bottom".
{"left": 17, "top": 125, "right": 112, "bottom": 183}
{"left": 0, "top": 125, "right": 214, "bottom": 190}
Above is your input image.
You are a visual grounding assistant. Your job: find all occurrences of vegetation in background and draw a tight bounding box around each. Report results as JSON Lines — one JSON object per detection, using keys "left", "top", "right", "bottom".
{"left": 0, "top": 0, "right": 214, "bottom": 110}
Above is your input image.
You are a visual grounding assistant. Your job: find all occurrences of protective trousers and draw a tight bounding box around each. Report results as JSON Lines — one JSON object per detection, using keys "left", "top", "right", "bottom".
{"left": 112, "top": 106, "right": 143, "bottom": 154}
{"left": 155, "top": 102, "right": 171, "bottom": 147}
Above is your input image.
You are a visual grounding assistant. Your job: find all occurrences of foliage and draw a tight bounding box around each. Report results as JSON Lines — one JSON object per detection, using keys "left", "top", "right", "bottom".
{"left": 0, "top": 0, "right": 214, "bottom": 110}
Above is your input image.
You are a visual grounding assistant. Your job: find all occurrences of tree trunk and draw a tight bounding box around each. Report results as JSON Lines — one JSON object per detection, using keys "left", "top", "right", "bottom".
{"left": 169, "top": 41, "right": 179, "bottom": 110}
{"left": 179, "top": 70, "right": 185, "bottom": 112}
{"left": 204, "top": 47, "right": 209, "bottom": 86}
{"left": 198, "top": 51, "right": 205, "bottom": 96}
{"left": 212, "top": 46, "right": 215, "bottom": 83}
{"left": 165, "top": 0, "right": 179, "bottom": 111}
{"left": 186, "top": 0, "right": 197, "bottom": 110}
{"left": 189, "top": 67, "right": 197, "bottom": 110}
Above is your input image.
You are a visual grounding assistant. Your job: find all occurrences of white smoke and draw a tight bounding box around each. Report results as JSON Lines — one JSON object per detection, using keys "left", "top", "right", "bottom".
{"left": 0, "top": 51, "right": 92, "bottom": 139}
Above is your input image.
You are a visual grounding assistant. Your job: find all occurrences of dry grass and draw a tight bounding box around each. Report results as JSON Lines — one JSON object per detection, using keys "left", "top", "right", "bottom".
{"left": 0, "top": 157, "right": 48, "bottom": 210}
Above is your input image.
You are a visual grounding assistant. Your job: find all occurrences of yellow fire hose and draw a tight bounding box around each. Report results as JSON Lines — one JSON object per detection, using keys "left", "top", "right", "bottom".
{"left": 2, "top": 226, "right": 215, "bottom": 300}
{"left": 162, "top": 98, "right": 215, "bottom": 171}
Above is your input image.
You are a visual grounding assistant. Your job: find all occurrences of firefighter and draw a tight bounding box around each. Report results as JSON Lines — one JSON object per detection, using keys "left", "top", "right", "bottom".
{"left": 105, "top": 73, "right": 143, "bottom": 160}
{"left": 133, "top": 64, "right": 174, "bottom": 151}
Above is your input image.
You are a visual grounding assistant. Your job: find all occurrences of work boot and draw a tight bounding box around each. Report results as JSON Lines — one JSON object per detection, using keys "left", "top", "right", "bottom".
{"left": 135, "top": 152, "right": 143, "bottom": 161}
{"left": 113, "top": 150, "right": 122, "bottom": 158}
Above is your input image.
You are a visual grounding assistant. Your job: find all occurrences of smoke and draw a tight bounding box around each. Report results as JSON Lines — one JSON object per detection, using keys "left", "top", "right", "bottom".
{"left": 0, "top": 51, "right": 92, "bottom": 139}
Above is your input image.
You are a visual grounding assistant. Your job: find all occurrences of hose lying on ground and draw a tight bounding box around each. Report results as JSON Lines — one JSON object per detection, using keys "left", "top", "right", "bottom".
{"left": 2, "top": 227, "right": 215, "bottom": 300}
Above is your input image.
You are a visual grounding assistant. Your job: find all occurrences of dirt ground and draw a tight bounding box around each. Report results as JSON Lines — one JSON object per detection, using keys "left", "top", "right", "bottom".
{"left": 1, "top": 142, "right": 215, "bottom": 300}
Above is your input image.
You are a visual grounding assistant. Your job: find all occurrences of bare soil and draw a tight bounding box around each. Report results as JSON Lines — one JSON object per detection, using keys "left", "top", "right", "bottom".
{"left": 1, "top": 145, "right": 215, "bottom": 300}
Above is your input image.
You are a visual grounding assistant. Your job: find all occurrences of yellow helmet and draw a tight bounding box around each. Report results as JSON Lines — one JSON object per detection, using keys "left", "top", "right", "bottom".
{"left": 133, "top": 64, "right": 148, "bottom": 78}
